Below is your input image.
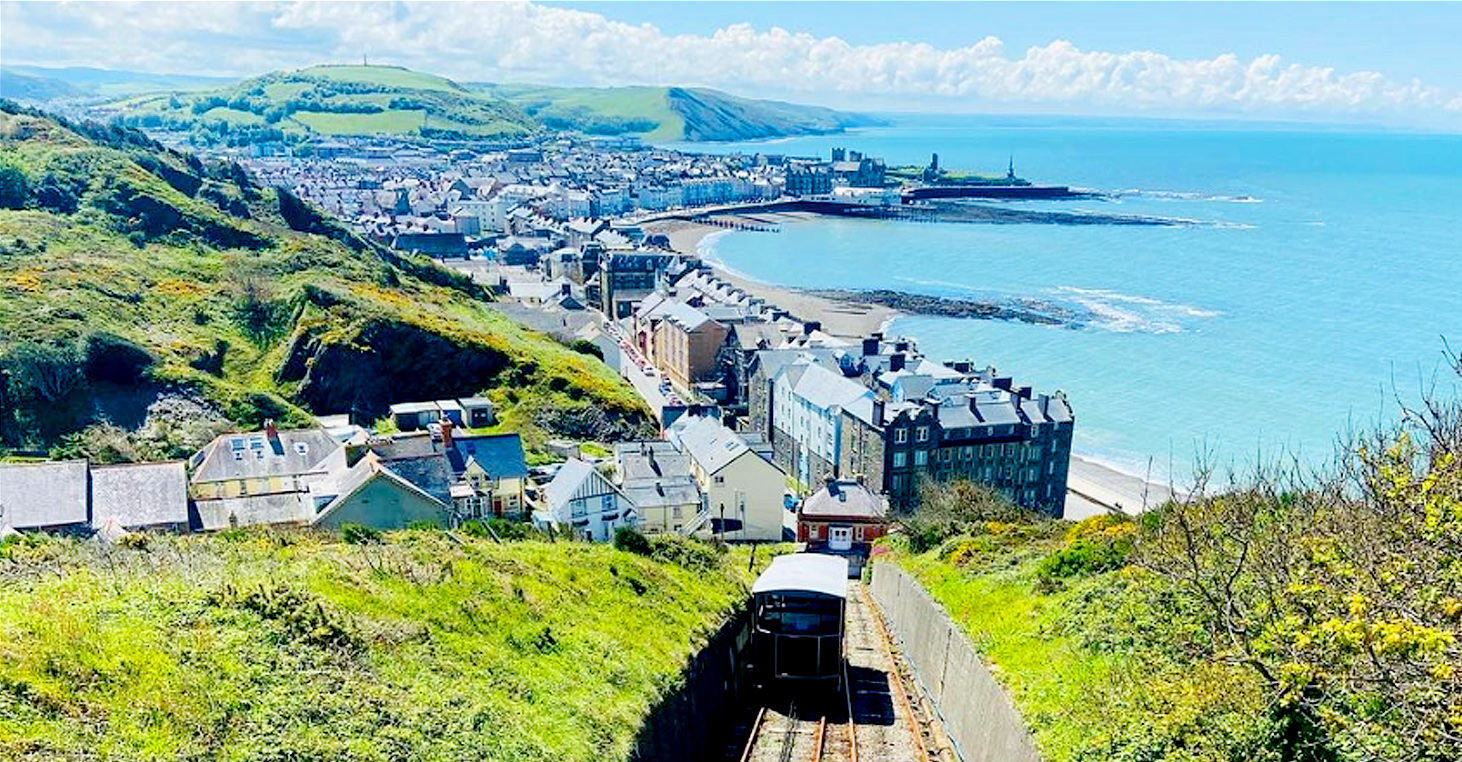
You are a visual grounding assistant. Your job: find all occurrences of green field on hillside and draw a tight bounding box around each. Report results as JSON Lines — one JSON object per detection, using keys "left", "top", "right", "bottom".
{"left": 0, "top": 101, "right": 649, "bottom": 458}
{"left": 0, "top": 530, "right": 759, "bottom": 761}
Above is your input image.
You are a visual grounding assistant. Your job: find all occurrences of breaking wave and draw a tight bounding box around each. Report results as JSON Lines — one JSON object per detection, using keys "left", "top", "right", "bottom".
{"left": 1112, "top": 189, "right": 1263, "bottom": 203}
{"left": 1053, "top": 286, "right": 1221, "bottom": 334}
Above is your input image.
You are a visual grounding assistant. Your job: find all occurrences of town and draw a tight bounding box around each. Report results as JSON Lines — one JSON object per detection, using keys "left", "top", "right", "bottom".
{"left": 0, "top": 131, "right": 1076, "bottom": 575}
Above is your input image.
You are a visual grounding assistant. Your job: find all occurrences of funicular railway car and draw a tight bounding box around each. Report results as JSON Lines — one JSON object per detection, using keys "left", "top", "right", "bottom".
{"left": 749, "top": 553, "right": 850, "bottom": 691}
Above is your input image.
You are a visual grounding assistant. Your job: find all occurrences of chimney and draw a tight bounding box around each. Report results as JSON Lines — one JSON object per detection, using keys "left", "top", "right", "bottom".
{"left": 561, "top": 282, "right": 571, "bottom": 297}
{"left": 825, "top": 477, "right": 839, "bottom": 497}
{"left": 872, "top": 399, "right": 885, "bottom": 427}
{"left": 802, "top": 321, "right": 822, "bottom": 336}
{"left": 862, "top": 337, "right": 879, "bottom": 356}
{"left": 264, "top": 419, "right": 278, "bottom": 442}
{"left": 993, "top": 377, "right": 1013, "bottom": 391}
{"left": 871, "top": 332, "right": 883, "bottom": 341}
{"left": 440, "top": 416, "right": 454, "bottom": 450}
{"left": 1017, "top": 386, "right": 1032, "bottom": 399}
{"left": 895, "top": 340, "right": 909, "bottom": 353}
{"left": 954, "top": 360, "right": 971, "bottom": 373}
{"left": 890, "top": 353, "right": 905, "bottom": 372}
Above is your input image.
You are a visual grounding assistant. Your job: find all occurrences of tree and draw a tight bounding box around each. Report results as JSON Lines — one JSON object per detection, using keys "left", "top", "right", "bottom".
{"left": 1139, "top": 347, "right": 1462, "bottom": 761}
{"left": 2, "top": 342, "right": 85, "bottom": 403}
{"left": 0, "top": 162, "right": 28, "bottom": 209}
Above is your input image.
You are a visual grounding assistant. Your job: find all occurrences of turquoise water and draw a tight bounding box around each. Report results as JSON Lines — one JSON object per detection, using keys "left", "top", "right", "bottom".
{"left": 680, "top": 116, "right": 1462, "bottom": 483}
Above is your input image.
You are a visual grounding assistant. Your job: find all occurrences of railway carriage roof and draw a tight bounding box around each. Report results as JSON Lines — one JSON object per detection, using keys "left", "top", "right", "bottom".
{"left": 752, "top": 553, "right": 850, "bottom": 599}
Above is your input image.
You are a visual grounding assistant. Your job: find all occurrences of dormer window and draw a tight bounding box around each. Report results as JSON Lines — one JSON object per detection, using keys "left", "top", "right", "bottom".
{"left": 293, "top": 442, "right": 309, "bottom": 456}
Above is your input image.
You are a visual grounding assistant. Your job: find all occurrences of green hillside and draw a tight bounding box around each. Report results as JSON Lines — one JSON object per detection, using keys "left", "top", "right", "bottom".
{"left": 76, "top": 63, "right": 880, "bottom": 143}
{"left": 0, "top": 101, "right": 650, "bottom": 458}
{"left": 94, "top": 65, "right": 538, "bottom": 143}
{"left": 0, "top": 529, "right": 758, "bottom": 760}
{"left": 1, "top": 65, "right": 233, "bottom": 99}
{"left": 887, "top": 397, "right": 1462, "bottom": 762}
{"left": 476, "top": 82, "right": 886, "bottom": 142}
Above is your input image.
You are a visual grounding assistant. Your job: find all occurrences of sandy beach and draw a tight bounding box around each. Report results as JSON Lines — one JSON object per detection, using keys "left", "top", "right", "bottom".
{"left": 649, "top": 214, "right": 898, "bottom": 339}
{"left": 644, "top": 214, "right": 1175, "bottom": 520}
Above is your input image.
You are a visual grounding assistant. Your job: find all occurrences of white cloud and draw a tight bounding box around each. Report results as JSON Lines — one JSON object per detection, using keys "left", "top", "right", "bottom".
{"left": 3, "top": 0, "right": 1459, "bottom": 125}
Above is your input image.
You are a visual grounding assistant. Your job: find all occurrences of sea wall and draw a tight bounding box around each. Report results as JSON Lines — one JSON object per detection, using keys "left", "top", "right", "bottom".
{"left": 630, "top": 608, "right": 750, "bottom": 761}
{"left": 870, "top": 563, "right": 1041, "bottom": 762}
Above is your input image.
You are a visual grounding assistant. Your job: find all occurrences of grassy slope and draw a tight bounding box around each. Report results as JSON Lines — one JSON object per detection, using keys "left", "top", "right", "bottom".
{"left": 0, "top": 105, "right": 649, "bottom": 451}
{"left": 884, "top": 520, "right": 1272, "bottom": 762}
{"left": 0, "top": 531, "right": 757, "bottom": 761}
{"left": 93, "top": 65, "right": 536, "bottom": 140}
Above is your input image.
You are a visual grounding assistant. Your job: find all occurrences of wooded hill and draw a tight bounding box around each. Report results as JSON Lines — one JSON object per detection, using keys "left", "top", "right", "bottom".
{"left": 0, "top": 101, "right": 650, "bottom": 459}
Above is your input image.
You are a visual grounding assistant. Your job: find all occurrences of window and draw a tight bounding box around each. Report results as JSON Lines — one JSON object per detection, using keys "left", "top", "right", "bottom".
{"left": 892, "top": 451, "right": 906, "bottom": 468}
{"left": 914, "top": 450, "right": 928, "bottom": 467}
{"left": 673, "top": 506, "right": 683, "bottom": 519}
{"left": 891, "top": 474, "right": 905, "bottom": 490}
{"left": 894, "top": 428, "right": 908, "bottom": 444}
{"left": 714, "top": 475, "right": 725, "bottom": 485}
{"left": 915, "top": 426, "right": 929, "bottom": 442}
{"left": 601, "top": 495, "right": 614, "bottom": 513}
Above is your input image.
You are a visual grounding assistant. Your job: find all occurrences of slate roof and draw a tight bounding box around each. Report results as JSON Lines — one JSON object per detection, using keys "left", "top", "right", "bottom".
{"left": 0, "top": 460, "right": 89, "bottom": 530}
{"left": 449, "top": 434, "right": 527, "bottom": 479}
{"left": 191, "top": 429, "right": 339, "bottom": 483}
{"left": 621, "top": 481, "right": 702, "bottom": 510}
{"left": 790, "top": 361, "right": 872, "bottom": 411}
{"left": 800, "top": 480, "right": 887, "bottom": 521}
{"left": 194, "top": 494, "right": 313, "bottom": 532}
{"left": 90, "top": 461, "right": 189, "bottom": 529}
{"left": 378, "top": 454, "right": 453, "bottom": 505}
{"left": 669, "top": 415, "right": 757, "bottom": 476}
{"left": 310, "top": 454, "right": 448, "bottom": 526}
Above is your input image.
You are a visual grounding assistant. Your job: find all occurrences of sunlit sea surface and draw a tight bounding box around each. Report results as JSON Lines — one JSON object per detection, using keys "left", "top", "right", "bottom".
{"left": 673, "top": 115, "right": 1462, "bottom": 483}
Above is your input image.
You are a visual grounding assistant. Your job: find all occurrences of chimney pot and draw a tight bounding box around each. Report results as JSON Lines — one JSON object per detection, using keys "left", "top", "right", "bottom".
{"left": 440, "top": 417, "right": 455, "bottom": 450}
{"left": 264, "top": 419, "right": 279, "bottom": 441}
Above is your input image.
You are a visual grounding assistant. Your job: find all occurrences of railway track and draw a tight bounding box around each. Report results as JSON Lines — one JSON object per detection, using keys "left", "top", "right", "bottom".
{"left": 739, "top": 580, "right": 948, "bottom": 762}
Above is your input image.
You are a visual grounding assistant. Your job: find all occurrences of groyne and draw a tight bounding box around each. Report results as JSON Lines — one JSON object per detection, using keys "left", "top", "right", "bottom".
{"left": 871, "top": 563, "right": 1041, "bottom": 762}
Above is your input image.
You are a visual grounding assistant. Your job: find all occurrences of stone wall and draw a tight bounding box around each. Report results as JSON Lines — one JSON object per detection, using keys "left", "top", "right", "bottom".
{"left": 870, "top": 564, "right": 1041, "bottom": 762}
{"left": 630, "top": 608, "right": 750, "bottom": 761}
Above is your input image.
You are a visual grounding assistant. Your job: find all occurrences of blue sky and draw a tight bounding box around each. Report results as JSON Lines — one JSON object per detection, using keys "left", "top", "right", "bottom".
{"left": 3, "top": 1, "right": 1460, "bottom": 127}
{"left": 549, "top": 2, "right": 1462, "bottom": 90}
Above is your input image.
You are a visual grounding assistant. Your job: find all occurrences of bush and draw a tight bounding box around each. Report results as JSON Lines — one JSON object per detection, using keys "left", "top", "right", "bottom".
{"left": 83, "top": 331, "right": 155, "bottom": 384}
{"left": 0, "top": 162, "right": 27, "bottom": 209}
{"left": 646, "top": 534, "right": 725, "bottom": 572}
{"left": 2, "top": 341, "right": 85, "bottom": 403}
{"left": 612, "top": 526, "right": 652, "bottom": 555}
{"left": 340, "top": 523, "right": 381, "bottom": 545}
{"left": 568, "top": 339, "right": 603, "bottom": 360}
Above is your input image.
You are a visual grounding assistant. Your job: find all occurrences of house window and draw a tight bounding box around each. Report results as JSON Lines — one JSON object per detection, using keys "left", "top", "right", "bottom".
{"left": 915, "top": 426, "right": 929, "bottom": 442}
{"left": 714, "top": 475, "right": 725, "bottom": 485}
{"left": 673, "top": 506, "right": 683, "bottom": 519}
{"left": 914, "top": 450, "right": 928, "bottom": 467}
{"left": 891, "top": 474, "right": 905, "bottom": 490}
{"left": 601, "top": 495, "right": 614, "bottom": 513}
{"left": 892, "top": 451, "right": 906, "bottom": 468}
{"left": 894, "top": 428, "right": 908, "bottom": 444}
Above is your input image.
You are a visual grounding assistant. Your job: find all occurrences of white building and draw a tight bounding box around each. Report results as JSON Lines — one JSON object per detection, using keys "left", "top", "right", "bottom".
{"left": 772, "top": 358, "right": 873, "bottom": 489}
{"left": 535, "top": 459, "right": 636, "bottom": 542}
{"left": 668, "top": 414, "right": 788, "bottom": 541}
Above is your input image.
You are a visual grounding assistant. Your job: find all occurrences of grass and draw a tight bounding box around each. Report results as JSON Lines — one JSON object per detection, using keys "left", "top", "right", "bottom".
{"left": 0, "top": 105, "right": 650, "bottom": 452}
{"left": 300, "top": 64, "right": 466, "bottom": 93}
{"left": 883, "top": 522, "right": 1271, "bottom": 762}
{"left": 290, "top": 109, "right": 429, "bottom": 135}
{"left": 0, "top": 530, "right": 760, "bottom": 761}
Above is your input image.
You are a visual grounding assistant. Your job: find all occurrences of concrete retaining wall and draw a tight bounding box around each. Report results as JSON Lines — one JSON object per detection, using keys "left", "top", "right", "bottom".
{"left": 870, "top": 564, "right": 1041, "bottom": 762}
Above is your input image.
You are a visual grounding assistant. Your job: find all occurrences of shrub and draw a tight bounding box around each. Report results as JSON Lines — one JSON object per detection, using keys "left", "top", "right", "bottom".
{"left": 0, "top": 162, "right": 27, "bottom": 209}
{"left": 646, "top": 534, "right": 725, "bottom": 572}
{"left": 612, "top": 526, "right": 652, "bottom": 555}
{"left": 340, "top": 523, "right": 381, "bottom": 545}
{"left": 568, "top": 339, "right": 603, "bottom": 360}
{"left": 2, "top": 341, "right": 86, "bottom": 403}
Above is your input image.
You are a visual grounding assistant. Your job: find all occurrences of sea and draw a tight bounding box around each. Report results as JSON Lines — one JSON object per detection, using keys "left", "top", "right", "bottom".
{"left": 663, "top": 114, "right": 1462, "bottom": 485}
